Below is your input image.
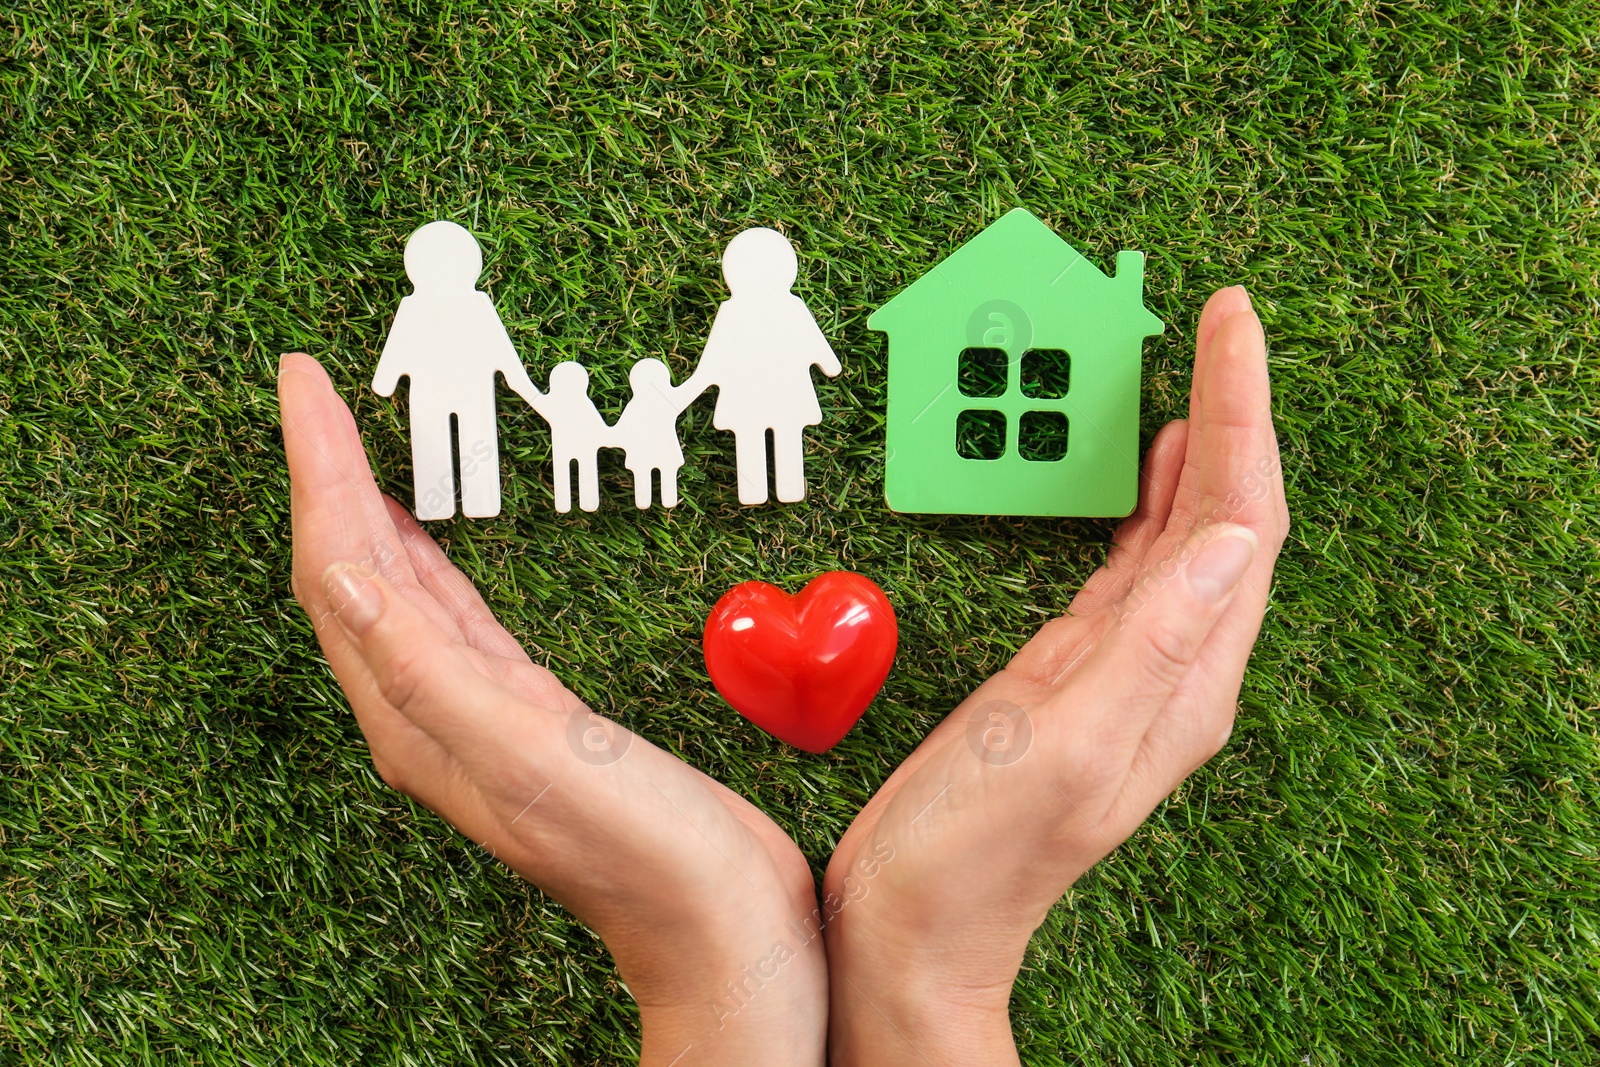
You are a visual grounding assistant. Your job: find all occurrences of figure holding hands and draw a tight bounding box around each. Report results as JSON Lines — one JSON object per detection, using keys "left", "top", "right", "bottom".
{"left": 371, "top": 221, "right": 543, "bottom": 520}
{"left": 686, "top": 227, "right": 841, "bottom": 505}
{"left": 525, "top": 361, "right": 612, "bottom": 514}
{"left": 613, "top": 358, "right": 704, "bottom": 508}
{"left": 375, "top": 222, "right": 840, "bottom": 515}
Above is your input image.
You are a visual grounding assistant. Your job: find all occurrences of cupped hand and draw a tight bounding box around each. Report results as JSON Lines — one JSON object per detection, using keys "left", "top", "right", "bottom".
{"left": 279, "top": 354, "right": 825, "bottom": 1067}
{"left": 822, "top": 287, "right": 1291, "bottom": 1066}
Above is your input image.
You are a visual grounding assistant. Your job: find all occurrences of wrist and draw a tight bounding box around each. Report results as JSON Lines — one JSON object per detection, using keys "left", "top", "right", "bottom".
{"left": 828, "top": 967, "right": 1017, "bottom": 1067}
{"left": 607, "top": 905, "right": 829, "bottom": 1067}
{"left": 824, "top": 905, "right": 1024, "bottom": 1067}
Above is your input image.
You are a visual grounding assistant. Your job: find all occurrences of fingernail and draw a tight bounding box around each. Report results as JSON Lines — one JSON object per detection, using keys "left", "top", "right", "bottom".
{"left": 323, "top": 564, "right": 383, "bottom": 635}
{"left": 1186, "top": 526, "right": 1257, "bottom": 604}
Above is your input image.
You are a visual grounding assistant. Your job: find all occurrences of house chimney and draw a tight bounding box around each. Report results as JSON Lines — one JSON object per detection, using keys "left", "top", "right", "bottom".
{"left": 1115, "top": 249, "right": 1145, "bottom": 293}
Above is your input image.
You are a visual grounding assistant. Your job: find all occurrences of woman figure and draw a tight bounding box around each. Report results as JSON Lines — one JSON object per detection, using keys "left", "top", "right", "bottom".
{"left": 685, "top": 228, "right": 841, "bottom": 505}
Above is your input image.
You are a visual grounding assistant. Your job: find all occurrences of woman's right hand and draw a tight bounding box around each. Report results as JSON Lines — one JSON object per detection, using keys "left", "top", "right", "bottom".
{"left": 280, "top": 353, "right": 826, "bottom": 1067}
{"left": 821, "top": 287, "right": 1289, "bottom": 1066}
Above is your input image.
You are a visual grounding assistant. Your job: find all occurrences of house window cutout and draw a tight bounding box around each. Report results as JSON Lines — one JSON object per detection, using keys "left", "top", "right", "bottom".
{"left": 957, "top": 347, "right": 1009, "bottom": 398}
{"left": 1021, "top": 348, "right": 1070, "bottom": 399}
{"left": 1018, "top": 410, "right": 1069, "bottom": 462}
{"left": 956, "top": 409, "right": 1007, "bottom": 460}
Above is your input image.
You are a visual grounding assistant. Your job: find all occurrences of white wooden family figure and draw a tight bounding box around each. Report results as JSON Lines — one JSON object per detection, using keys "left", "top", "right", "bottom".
{"left": 373, "top": 221, "right": 839, "bottom": 518}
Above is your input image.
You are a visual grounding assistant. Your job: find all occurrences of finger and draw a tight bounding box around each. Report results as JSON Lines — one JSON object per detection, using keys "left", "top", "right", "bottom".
{"left": 1120, "top": 656, "right": 1247, "bottom": 812}
{"left": 382, "top": 495, "right": 534, "bottom": 665}
{"left": 1068, "top": 418, "right": 1190, "bottom": 616}
{"left": 282, "top": 354, "right": 414, "bottom": 607}
{"left": 320, "top": 561, "right": 561, "bottom": 769}
{"left": 1054, "top": 523, "right": 1259, "bottom": 746}
{"left": 280, "top": 354, "right": 464, "bottom": 642}
{"left": 1191, "top": 308, "right": 1281, "bottom": 526}
{"left": 1127, "top": 499, "right": 1284, "bottom": 805}
{"left": 1173, "top": 306, "right": 1287, "bottom": 597}
{"left": 1167, "top": 306, "right": 1286, "bottom": 557}
{"left": 1002, "top": 419, "right": 1189, "bottom": 690}
{"left": 1105, "top": 572, "right": 1270, "bottom": 836}
{"left": 1114, "top": 300, "right": 1287, "bottom": 801}
{"left": 1188, "top": 285, "right": 1255, "bottom": 420}
{"left": 379, "top": 496, "right": 576, "bottom": 717}
{"left": 281, "top": 354, "right": 474, "bottom": 805}
{"left": 319, "top": 638, "right": 468, "bottom": 816}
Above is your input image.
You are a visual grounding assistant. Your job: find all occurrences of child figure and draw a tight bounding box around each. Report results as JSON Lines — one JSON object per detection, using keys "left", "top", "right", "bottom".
{"left": 613, "top": 358, "right": 705, "bottom": 508}
{"left": 372, "top": 221, "right": 543, "bottom": 520}
{"left": 526, "top": 361, "right": 612, "bottom": 513}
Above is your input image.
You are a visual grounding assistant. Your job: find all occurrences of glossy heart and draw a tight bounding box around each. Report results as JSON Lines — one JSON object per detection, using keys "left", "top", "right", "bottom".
{"left": 704, "top": 571, "right": 898, "bottom": 753}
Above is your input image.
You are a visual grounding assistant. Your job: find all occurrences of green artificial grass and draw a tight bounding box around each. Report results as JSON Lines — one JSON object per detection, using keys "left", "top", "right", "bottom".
{"left": 2, "top": 1, "right": 1598, "bottom": 1063}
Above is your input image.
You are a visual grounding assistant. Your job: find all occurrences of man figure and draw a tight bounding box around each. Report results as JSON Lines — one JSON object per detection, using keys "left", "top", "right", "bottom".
{"left": 372, "top": 221, "right": 542, "bottom": 519}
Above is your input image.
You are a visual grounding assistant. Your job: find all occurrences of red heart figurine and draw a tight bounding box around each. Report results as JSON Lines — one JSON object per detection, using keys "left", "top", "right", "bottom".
{"left": 704, "top": 571, "right": 898, "bottom": 753}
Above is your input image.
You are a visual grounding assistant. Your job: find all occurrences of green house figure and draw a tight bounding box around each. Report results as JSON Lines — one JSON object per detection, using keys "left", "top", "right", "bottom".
{"left": 869, "top": 208, "right": 1164, "bottom": 517}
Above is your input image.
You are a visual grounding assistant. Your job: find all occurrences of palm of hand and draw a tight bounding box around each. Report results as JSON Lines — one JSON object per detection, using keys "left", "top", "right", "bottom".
{"left": 820, "top": 288, "right": 1287, "bottom": 1060}
{"left": 280, "top": 355, "right": 821, "bottom": 1050}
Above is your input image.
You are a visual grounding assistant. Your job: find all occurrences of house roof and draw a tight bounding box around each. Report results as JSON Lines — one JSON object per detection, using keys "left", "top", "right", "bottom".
{"left": 867, "top": 207, "right": 1163, "bottom": 337}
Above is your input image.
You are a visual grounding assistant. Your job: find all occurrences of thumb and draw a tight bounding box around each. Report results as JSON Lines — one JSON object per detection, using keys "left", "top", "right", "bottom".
{"left": 321, "top": 562, "right": 546, "bottom": 761}
{"left": 1070, "top": 523, "right": 1258, "bottom": 741}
